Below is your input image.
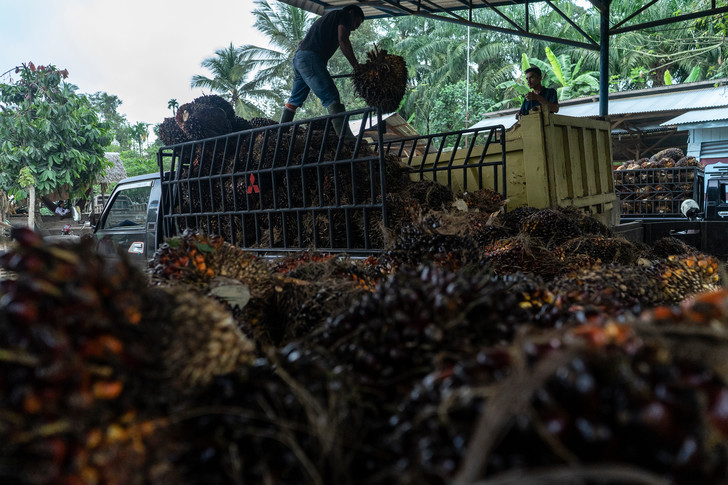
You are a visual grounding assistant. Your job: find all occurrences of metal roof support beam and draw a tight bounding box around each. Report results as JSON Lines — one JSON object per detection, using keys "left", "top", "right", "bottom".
{"left": 610, "top": 0, "right": 659, "bottom": 31}
{"left": 475, "top": 0, "right": 526, "bottom": 32}
{"left": 378, "top": 0, "right": 600, "bottom": 50}
{"left": 599, "top": 0, "right": 610, "bottom": 117}
{"left": 610, "top": 6, "right": 728, "bottom": 35}
{"left": 542, "top": 0, "right": 598, "bottom": 46}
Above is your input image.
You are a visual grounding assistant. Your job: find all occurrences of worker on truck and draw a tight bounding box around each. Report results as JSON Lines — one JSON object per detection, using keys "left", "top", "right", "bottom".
{"left": 278, "top": 5, "right": 365, "bottom": 137}
{"left": 516, "top": 66, "right": 559, "bottom": 120}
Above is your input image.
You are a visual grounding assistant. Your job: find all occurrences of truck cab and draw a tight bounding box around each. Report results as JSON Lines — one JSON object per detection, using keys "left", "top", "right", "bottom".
{"left": 93, "top": 172, "right": 162, "bottom": 268}
{"left": 703, "top": 162, "right": 728, "bottom": 221}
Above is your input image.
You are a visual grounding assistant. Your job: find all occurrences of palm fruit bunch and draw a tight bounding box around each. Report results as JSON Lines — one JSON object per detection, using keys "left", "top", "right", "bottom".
{"left": 173, "top": 95, "right": 238, "bottom": 141}
{"left": 644, "top": 288, "right": 728, "bottom": 329}
{"left": 461, "top": 188, "right": 507, "bottom": 213}
{"left": 402, "top": 178, "right": 455, "bottom": 212}
{"left": 469, "top": 218, "right": 511, "bottom": 247}
{"left": 248, "top": 117, "right": 278, "bottom": 129}
{"left": 352, "top": 46, "right": 408, "bottom": 113}
{"left": 381, "top": 212, "right": 484, "bottom": 271}
{"left": 651, "top": 235, "right": 699, "bottom": 258}
{"left": 522, "top": 328, "right": 728, "bottom": 484}
{"left": 556, "top": 234, "right": 642, "bottom": 265}
{"left": 519, "top": 208, "right": 583, "bottom": 247}
{"left": 195, "top": 94, "right": 236, "bottom": 122}
{"left": 316, "top": 265, "right": 554, "bottom": 398}
{"left": 639, "top": 289, "right": 728, "bottom": 384}
{"left": 551, "top": 262, "right": 666, "bottom": 317}
{"left": 150, "top": 229, "right": 274, "bottom": 296}
{"left": 652, "top": 253, "right": 721, "bottom": 303}
{"left": 259, "top": 253, "right": 378, "bottom": 344}
{"left": 175, "top": 101, "right": 231, "bottom": 141}
{"left": 497, "top": 205, "right": 539, "bottom": 235}
{"left": 649, "top": 146, "right": 685, "bottom": 163}
{"left": 356, "top": 346, "right": 517, "bottom": 483}
{"left": 0, "top": 228, "right": 164, "bottom": 484}
{"left": 159, "top": 340, "right": 371, "bottom": 485}
{"left": 556, "top": 205, "right": 613, "bottom": 236}
{"left": 158, "top": 116, "right": 189, "bottom": 146}
{"left": 232, "top": 115, "right": 252, "bottom": 132}
{"left": 483, "top": 236, "right": 578, "bottom": 280}
{"left": 142, "top": 286, "right": 256, "bottom": 390}
{"left": 551, "top": 252, "right": 721, "bottom": 319}
{"left": 369, "top": 318, "right": 728, "bottom": 484}
{"left": 676, "top": 155, "right": 701, "bottom": 167}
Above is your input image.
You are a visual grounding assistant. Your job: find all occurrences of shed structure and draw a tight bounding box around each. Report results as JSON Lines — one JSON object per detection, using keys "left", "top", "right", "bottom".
{"left": 662, "top": 107, "right": 728, "bottom": 164}
{"left": 472, "top": 79, "right": 728, "bottom": 163}
{"left": 277, "top": 0, "right": 728, "bottom": 117}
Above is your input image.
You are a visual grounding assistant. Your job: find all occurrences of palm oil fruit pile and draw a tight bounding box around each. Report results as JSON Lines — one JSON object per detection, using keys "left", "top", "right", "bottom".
{"left": 159, "top": 94, "right": 276, "bottom": 144}
{"left": 2, "top": 194, "right": 728, "bottom": 484}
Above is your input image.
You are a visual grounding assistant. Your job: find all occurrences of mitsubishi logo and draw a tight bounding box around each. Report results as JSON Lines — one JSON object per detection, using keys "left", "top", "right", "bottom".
{"left": 247, "top": 173, "right": 260, "bottom": 194}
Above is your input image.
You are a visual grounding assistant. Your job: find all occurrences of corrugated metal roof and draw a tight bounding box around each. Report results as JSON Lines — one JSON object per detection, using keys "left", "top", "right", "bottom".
{"left": 661, "top": 107, "right": 728, "bottom": 126}
{"left": 602, "top": 85, "right": 728, "bottom": 115}
{"left": 472, "top": 83, "right": 728, "bottom": 129}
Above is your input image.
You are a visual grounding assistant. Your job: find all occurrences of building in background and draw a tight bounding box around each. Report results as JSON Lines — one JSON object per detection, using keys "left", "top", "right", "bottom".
{"left": 473, "top": 79, "right": 728, "bottom": 164}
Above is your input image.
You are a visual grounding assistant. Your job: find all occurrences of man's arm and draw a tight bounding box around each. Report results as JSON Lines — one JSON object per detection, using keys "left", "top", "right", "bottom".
{"left": 338, "top": 24, "right": 359, "bottom": 69}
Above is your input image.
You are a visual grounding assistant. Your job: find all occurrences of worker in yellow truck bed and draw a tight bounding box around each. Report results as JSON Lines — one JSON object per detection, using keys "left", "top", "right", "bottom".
{"left": 516, "top": 66, "right": 559, "bottom": 120}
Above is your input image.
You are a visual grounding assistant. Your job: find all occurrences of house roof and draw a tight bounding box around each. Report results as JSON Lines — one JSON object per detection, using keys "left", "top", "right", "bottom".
{"left": 98, "top": 152, "right": 128, "bottom": 184}
{"left": 662, "top": 107, "right": 728, "bottom": 126}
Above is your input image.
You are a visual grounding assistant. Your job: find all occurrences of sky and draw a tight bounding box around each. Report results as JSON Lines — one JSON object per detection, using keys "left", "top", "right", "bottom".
{"left": 0, "top": 0, "right": 272, "bottom": 131}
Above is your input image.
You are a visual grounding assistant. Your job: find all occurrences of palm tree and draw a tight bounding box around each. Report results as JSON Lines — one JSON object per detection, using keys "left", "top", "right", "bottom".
{"left": 238, "top": 0, "right": 315, "bottom": 116}
{"left": 167, "top": 98, "right": 179, "bottom": 115}
{"left": 190, "top": 43, "right": 271, "bottom": 119}
{"left": 130, "top": 122, "right": 149, "bottom": 156}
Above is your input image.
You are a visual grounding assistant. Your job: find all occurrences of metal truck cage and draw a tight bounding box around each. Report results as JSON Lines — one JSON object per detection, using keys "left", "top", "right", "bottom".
{"left": 158, "top": 107, "right": 506, "bottom": 254}
{"left": 614, "top": 166, "right": 704, "bottom": 220}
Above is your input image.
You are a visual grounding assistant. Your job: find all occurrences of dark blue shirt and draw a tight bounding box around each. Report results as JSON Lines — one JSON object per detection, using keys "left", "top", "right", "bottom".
{"left": 519, "top": 87, "right": 558, "bottom": 115}
{"left": 298, "top": 9, "right": 354, "bottom": 61}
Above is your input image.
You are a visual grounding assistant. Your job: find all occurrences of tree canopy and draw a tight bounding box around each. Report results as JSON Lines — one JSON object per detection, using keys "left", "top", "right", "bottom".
{"left": 0, "top": 63, "right": 111, "bottom": 200}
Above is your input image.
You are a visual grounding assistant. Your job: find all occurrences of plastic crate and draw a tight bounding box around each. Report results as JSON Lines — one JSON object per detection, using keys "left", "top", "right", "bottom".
{"left": 614, "top": 167, "right": 704, "bottom": 219}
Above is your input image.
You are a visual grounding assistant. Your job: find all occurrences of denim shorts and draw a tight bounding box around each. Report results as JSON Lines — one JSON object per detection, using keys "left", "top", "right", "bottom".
{"left": 287, "top": 50, "right": 341, "bottom": 109}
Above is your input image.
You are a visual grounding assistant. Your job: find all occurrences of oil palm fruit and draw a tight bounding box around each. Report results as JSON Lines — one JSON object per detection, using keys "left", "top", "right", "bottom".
{"left": 352, "top": 46, "right": 408, "bottom": 113}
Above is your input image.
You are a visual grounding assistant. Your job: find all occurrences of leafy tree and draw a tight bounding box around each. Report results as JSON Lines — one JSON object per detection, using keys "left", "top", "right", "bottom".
{"left": 119, "top": 148, "right": 158, "bottom": 178}
{"left": 87, "top": 91, "right": 132, "bottom": 150}
{"left": 0, "top": 63, "right": 110, "bottom": 225}
{"left": 430, "top": 80, "right": 492, "bottom": 136}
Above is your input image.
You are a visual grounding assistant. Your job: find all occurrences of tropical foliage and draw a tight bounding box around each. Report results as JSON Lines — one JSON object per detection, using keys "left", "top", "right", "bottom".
{"left": 0, "top": 63, "right": 110, "bottom": 200}
{"left": 87, "top": 91, "right": 133, "bottom": 150}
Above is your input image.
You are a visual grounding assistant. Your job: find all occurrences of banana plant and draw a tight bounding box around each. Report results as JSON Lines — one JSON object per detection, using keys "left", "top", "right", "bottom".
{"left": 543, "top": 46, "right": 599, "bottom": 99}
{"left": 664, "top": 66, "right": 701, "bottom": 85}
